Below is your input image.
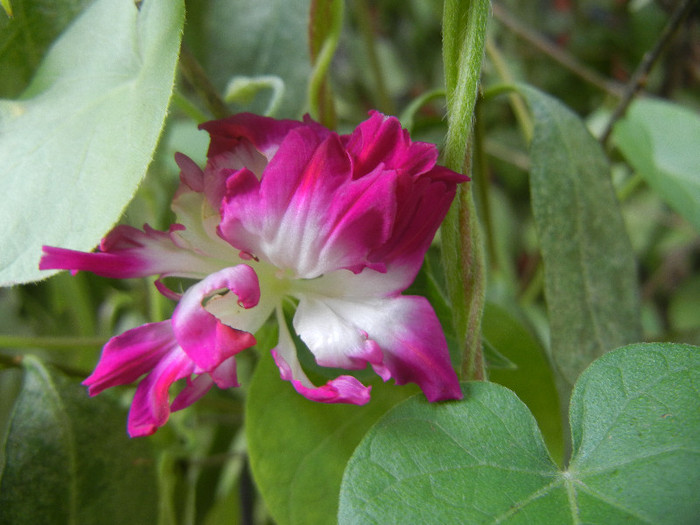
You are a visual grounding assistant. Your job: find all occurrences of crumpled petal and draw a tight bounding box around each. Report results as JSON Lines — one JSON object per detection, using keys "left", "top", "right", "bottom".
{"left": 271, "top": 308, "right": 371, "bottom": 405}
{"left": 293, "top": 289, "right": 462, "bottom": 402}
{"left": 200, "top": 112, "right": 324, "bottom": 165}
{"left": 219, "top": 128, "right": 396, "bottom": 278}
{"left": 127, "top": 346, "right": 195, "bottom": 437}
{"left": 172, "top": 265, "right": 260, "bottom": 372}
{"left": 343, "top": 111, "right": 469, "bottom": 286}
{"left": 217, "top": 112, "right": 466, "bottom": 284}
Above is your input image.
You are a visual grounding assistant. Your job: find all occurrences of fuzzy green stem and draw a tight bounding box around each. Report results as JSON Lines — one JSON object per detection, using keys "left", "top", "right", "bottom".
{"left": 441, "top": 0, "right": 490, "bottom": 381}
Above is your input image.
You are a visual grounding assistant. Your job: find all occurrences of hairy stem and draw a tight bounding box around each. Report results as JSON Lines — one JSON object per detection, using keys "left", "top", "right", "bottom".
{"left": 441, "top": 0, "right": 490, "bottom": 381}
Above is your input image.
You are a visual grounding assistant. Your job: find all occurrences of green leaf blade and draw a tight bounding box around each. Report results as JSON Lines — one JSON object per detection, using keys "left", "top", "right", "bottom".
{"left": 519, "top": 84, "right": 642, "bottom": 388}
{"left": 246, "top": 349, "right": 416, "bottom": 525}
{"left": 0, "top": 356, "right": 159, "bottom": 524}
{"left": 569, "top": 344, "right": 700, "bottom": 524}
{"left": 0, "top": 0, "right": 185, "bottom": 286}
{"left": 613, "top": 98, "right": 700, "bottom": 232}
{"left": 339, "top": 344, "right": 699, "bottom": 524}
{"left": 338, "top": 382, "right": 563, "bottom": 524}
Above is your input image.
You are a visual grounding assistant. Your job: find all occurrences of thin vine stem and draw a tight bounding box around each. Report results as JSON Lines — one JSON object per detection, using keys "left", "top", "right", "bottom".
{"left": 491, "top": 1, "right": 624, "bottom": 99}
{"left": 599, "top": 0, "right": 696, "bottom": 144}
{"left": 178, "top": 44, "right": 230, "bottom": 120}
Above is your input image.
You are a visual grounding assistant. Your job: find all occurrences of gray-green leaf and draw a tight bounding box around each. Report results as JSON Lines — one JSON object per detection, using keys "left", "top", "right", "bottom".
{"left": 0, "top": 356, "right": 159, "bottom": 524}
{"left": 520, "top": 84, "right": 642, "bottom": 389}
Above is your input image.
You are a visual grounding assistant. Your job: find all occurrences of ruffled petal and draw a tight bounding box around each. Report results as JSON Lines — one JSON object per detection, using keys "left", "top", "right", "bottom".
{"left": 219, "top": 128, "right": 400, "bottom": 277}
{"left": 40, "top": 224, "right": 219, "bottom": 280}
{"left": 271, "top": 308, "right": 371, "bottom": 405}
{"left": 171, "top": 265, "right": 259, "bottom": 372}
{"left": 83, "top": 321, "right": 177, "bottom": 396}
{"left": 171, "top": 153, "right": 241, "bottom": 262}
{"left": 127, "top": 347, "right": 195, "bottom": 437}
{"left": 200, "top": 112, "right": 324, "bottom": 164}
{"left": 341, "top": 111, "right": 469, "bottom": 285}
{"left": 342, "top": 110, "right": 438, "bottom": 178}
{"left": 293, "top": 296, "right": 385, "bottom": 371}
{"left": 293, "top": 291, "right": 461, "bottom": 403}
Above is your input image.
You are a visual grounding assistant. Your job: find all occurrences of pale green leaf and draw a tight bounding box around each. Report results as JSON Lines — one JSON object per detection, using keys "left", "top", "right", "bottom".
{"left": 613, "top": 97, "right": 700, "bottom": 231}
{"left": 0, "top": 0, "right": 184, "bottom": 286}
{"left": 339, "top": 343, "right": 700, "bottom": 524}
{"left": 0, "top": 356, "right": 159, "bottom": 524}
{"left": 519, "top": 84, "right": 642, "bottom": 388}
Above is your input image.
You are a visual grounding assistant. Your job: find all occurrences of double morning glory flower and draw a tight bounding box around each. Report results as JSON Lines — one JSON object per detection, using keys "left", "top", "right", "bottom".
{"left": 41, "top": 111, "right": 466, "bottom": 436}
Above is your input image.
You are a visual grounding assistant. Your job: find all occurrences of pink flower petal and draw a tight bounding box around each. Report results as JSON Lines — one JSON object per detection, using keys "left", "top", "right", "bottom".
{"left": 40, "top": 224, "right": 216, "bottom": 280}
{"left": 270, "top": 308, "right": 372, "bottom": 405}
{"left": 171, "top": 265, "right": 259, "bottom": 372}
{"left": 342, "top": 111, "right": 438, "bottom": 178}
{"left": 171, "top": 374, "right": 214, "bottom": 412}
{"left": 293, "top": 291, "right": 462, "bottom": 403}
{"left": 271, "top": 350, "right": 371, "bottom": 405}
{"left": 200, "top": 112, "right": 324, "bottom": 162}
{"left": 83, "top": 321, "right": 177, "bottom": 396}
{"left": 127, "top": 347, "right": 195, "bottom": 437}
{"left": 219, "top": 128, "right": 399, "bottom": 277}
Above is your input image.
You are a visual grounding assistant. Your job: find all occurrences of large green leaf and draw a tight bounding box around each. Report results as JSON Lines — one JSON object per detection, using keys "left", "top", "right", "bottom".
{"left": 0, "top": 0, "right": 184, "bottom": 286}
{"left": 520, "top": 85, "right": 642, "bottom": 388}
{"left": 612, "top": 97, "right": 700, "bottom": 232}
{"left": 339, "top": 343, "right": 700, "bottom": 524}
{"left": 0, "top": 356, "right": 159, "bottom": 524}
{"left": 246, "top": 349, "right": 417, "bottom": 525}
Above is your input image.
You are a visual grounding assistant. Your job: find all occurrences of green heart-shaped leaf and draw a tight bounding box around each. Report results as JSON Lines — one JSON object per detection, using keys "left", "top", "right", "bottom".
{"left": 339, "top": 343, "right": 700, "bottom": 524}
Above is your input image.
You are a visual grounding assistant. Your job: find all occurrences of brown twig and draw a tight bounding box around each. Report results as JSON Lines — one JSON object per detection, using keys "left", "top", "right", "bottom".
{"left": 178, "top": 45, "right": 230, "bottom": 120}
{"left": 492, "top": 2, "right": 624, "bottom": 99}
{"left": 599, "top": 0, "right": 697, "bottom": 144}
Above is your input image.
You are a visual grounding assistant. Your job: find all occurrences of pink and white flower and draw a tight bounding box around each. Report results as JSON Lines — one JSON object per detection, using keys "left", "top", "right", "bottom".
{"left": 40, "top": 111, "right": 466, "bottom": 437}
